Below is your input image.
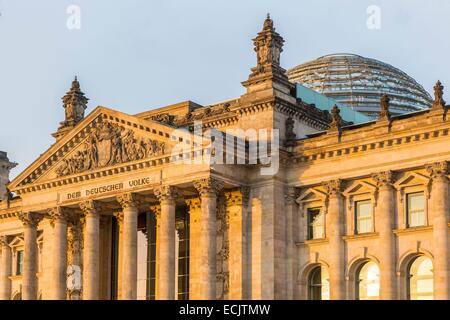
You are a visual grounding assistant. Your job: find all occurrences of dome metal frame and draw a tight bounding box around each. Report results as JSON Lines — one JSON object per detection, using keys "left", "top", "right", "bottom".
{"left": 287, "top": 53, "right": 433, "bottom": 118}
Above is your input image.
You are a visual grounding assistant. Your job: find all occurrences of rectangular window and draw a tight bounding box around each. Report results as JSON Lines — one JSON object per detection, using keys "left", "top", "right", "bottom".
{"left": 307, "top": 208, "right": 324, "bottom": 240}
{"left": 355, "top": 200, "right": 373, "bottom": 234}
{"left": 407, "top": 192, "right": 425, "bottom": 227}
{"left": 16, "top": 250, "right": 23, "bottom": 276}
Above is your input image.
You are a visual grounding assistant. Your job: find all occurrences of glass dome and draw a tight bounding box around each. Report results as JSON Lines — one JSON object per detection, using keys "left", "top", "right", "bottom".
{"left": 287, "top": 53, "right": 432, "bottom": 118}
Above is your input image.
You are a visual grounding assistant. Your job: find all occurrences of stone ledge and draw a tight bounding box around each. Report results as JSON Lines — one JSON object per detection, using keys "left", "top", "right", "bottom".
{"left": 296, "top": 238, "right": 329, "bottom": 246}
{"left": 343, "top": 232, "right": 379, "bottom": 241}
{"left": 393, "top": 226, "right": 433, "bottom": 235}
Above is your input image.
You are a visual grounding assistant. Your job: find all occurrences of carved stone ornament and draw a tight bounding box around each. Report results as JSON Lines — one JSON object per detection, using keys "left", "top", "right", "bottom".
{"left": 323, "top": 179, "right": 343, "bottom": 196}
{"left": 18, "top": 212, "right": 43, "bottom": 227}
{"left": 154, "top": 185, "right": 179, "bottom": 203}
{"left": 47, "top": 207, "right": 70, "bottom": 224}
{"left": 56, "top": 118, "right": 166, "bottom": 177}
{"left": 0, "top": 235, "right": 9, "bottom": 247}
{"left": 432, "top": 80, "right": 446, "bottom": 110}
{"left": 372, "top": 171, "right": 394, "bottom": 188}
{"left": 285, "top": 117, "right": 296, "bottom": 142}
{"left": 117, "top": 193, "right": 141, "bottom": 209}
{"left": 254, "top": 14, "right": 283, "bottom": 67}
{"left": 426, "top": 161, "right": 449, "bottom": 181}
{"left": 79, "top": 200, "right": 99, "bottom": 216}
{"left": 193, "top": 178, "right": 224, "bottom": 197}
{"left": 379, "top": 95, "right": 391, "bottom": 121}
{"left": 328, "top": 105, "right": 342, "bottom": 132}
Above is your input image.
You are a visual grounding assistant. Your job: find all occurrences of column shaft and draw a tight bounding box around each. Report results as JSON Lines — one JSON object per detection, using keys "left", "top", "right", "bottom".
{"left": 373, "top": 172, "right": 396, "bottom": 300}
{"left": 225, "top": 189, "right": 248, "bottom": 299}
{"left": 324, "top": 180, "right": 345, "bottom": 300}
{"left": 0, "top": 237, "right": 12, "bottom": 300}
{"left": 377, "top": 186, "right": 396, "bottom": 299}
{"left": 80, "top": 202, "right": 100, "bottom": 300}
{"left": 122, "top": 205, "right": 138, "bottom": 299}
{"left": 431, "top": 178, "right": 450, "bottom": 299}
{"left": 200, "top": 193, "right": 217, "bottom": 299}
{"left": 50, "top": 208, "right": 68, "bottom": 300}
{"left": 23, "top": 224, "right": 38, "bottom": 300}
{"left": 193, "top": 178, "right": 223, "bottom": 300}
{"left": 157, "top": 199, "right": 176, "bottom": 299}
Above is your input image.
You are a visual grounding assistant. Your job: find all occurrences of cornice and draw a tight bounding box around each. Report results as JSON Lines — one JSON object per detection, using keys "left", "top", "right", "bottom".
{"left": 290, "top": 125, "right": 450, "bottom": 166}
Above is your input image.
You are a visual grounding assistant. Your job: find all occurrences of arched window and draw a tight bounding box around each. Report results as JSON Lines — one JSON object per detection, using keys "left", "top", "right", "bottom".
{"left": 308, "top": 265, "right": 330, "bottom": 300}
{"left": 408, "top": 256, "right": 434, "bottom": 300}
{"left": 356, "top": 261, "right": 380, "bottom": 300}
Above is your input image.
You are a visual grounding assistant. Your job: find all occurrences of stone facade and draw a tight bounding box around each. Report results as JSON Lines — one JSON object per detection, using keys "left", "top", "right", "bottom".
{"left": 0, "top": 16, "right": 449, "bottom": 300}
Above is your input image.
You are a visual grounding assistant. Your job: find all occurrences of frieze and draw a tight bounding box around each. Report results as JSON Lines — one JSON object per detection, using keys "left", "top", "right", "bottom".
{"left": 56, "top": 119, "right": 166, "bottom": 177}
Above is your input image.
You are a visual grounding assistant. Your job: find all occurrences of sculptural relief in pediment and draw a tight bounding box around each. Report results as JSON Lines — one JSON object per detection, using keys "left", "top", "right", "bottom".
{"left": 56, "top": 119, "right": 166, "bottom": 177}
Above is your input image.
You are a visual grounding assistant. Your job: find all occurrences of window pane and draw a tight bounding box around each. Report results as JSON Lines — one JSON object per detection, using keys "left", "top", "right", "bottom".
{"left": 407, "top": 193, "right": 425, "bottom": 227}
{"left": 308, "top": 266, "right": 329, "bottom": 300}
{"left": 355, "top": 200, "right": 373, "bottom": 234}
{"left": 357, "top": 262, "right": 380, "bottom": 300}
{"left": 308, "top": 208, "right": 324, "bottom": 240}
{"left": 409, "top": 256, "right": 434, "bottom": 300}
{"left": 16, "top": 250, "right": 23, "bottom": 276}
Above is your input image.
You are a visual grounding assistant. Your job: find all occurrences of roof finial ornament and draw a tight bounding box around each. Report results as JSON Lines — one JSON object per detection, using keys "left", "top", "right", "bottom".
{"left": 329, "top": 104, "right": 342, "bottom": 132}
{"left": 53, "top": 76, "right": 89, "bottom": 139}
{"left": 432, "top": 80, "right": 446, "bottom": 110}
{"left": 379, "top": 94, "right": 391, "bottom": 121}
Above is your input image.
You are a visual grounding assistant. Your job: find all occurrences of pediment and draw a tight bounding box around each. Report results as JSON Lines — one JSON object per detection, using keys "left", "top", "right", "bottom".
{"left": 9, "top": 107, "right": 187, "bottom": 191}
{"left": 296, "top": 187, "right": 326, "bottom": 204}
{"left": 343, "top": 181, "right": 376, "bottom": 196}
{"left": 393, "top": 172, "right": 430, "bottom": 190}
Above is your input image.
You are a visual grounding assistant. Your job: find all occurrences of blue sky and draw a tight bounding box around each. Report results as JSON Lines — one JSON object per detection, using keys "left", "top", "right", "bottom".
{"left": 1, "top": 0, "right": 449, "bottom": 177}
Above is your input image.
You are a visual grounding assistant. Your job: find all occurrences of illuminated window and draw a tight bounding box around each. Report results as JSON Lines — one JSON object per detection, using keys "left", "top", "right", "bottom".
{"left": 308, "top": 266, "right": 330, "bottom": 300}
{"left": 307, "top": 208, "right": 324, "bottom": 240}
{"left": 16, "top": 250, "right": 23, "bottom": 276}
{"left": 355, "top": 200, "right": 373, "bottom": 234}
{"left": 408, "top": 256, "right": 434, "bottom": 300}
{"left": 356, "top": 261, "right": 380, "bottom": 300}
{"left": 407, "top": 192, "right": 425, "bottom": 227}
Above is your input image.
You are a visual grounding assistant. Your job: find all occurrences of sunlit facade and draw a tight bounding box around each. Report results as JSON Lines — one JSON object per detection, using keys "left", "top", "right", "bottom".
{"left": 0, "top": 16, "right": 449, "bottom": 301}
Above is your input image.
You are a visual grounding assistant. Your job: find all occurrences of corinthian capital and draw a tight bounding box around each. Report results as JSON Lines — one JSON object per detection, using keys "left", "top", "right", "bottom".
{"left": 426, "top": 161, "right": 449, "bottom": 181}
{"left": 193, "top": 178, "right": 224, "bottom": 197}
{"left": 0, "top": 235, "right": 9, "bottom": 247}
{"left": 323, "top": 179, "right": 343, "bottom": 196}
{"left": 79, "top": 200, "right": 99, "bottom": 217}
{"left": 372, "top": 171, "right": 394, "bottom": 189}
{"left": 117, "top": 193, "right": 141, "bottom": 209}
{"left": 285, "top": 186, "right": 299, "bottom": 205}
{"left": 47, "top": 207, "right": 70, "bottom": 224}
{"left": 18, "top": 212, "right": 43, "bottom": 228}
{"left": 153, "top": 185, "right": 179, "bottom": 203}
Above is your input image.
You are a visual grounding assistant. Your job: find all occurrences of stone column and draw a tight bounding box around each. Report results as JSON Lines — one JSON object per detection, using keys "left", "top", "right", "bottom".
{"left": 154, "top": 185, "right": 178, "bottom": 300}
{"left": 285, "top": 187, "right": 298, "bottom": 300}
{"left": 185, "top": 198, "right": 201, "bottom": 299}
{"left": 18, "top": 212, "right": 42, "bottom": 300}
{"left": 224, "top": 187, "right": 249, "bottom": 300}
{"left": 117, "top": 193, "right": 140, "bottom": 300}
{"left": 0, "top": 236, "right": 12, "bottom": 300}
{"left": 373, "top": 171, "right": 397, "bottom": 300}
{"left": 67, "top": 216, "right": 83, "bottom": 300}
{"left": 323, "top": 180, "right": 345, "bottom": 300}
{"left": 193, "top": 178, "right": 224, "bottom": 299}
{"left": 48, "top": 207, "right": 69, "bottom": 300}
{"left": 427, "top": 162, "right": 450, "bottom": 300}
{"left": 79, "top": 200, "right": 100, "bottom": 300}
{"left": 113, "top": 211, "right": 124, "bottom": 300}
